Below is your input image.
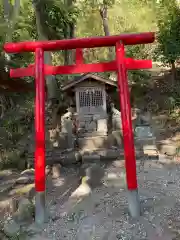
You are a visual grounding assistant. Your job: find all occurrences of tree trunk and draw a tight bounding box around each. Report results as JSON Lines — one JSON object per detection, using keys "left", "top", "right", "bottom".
{"left": 99, "top": 5, "right": 110, "bottom": 36}
{"left": 3, "top": 0, "right": 20, "bottom": 64}
{"left": 64, "top": 0, "right": 76, "bottom": 66}
{"left": 33, "top": 1, "right": 58, "bottom": 100}
{"left": 99, "top": 3, "right": 114, "bottom": 61}
{"left": 64, "top": 23, "right": 75, "bottom": 66}
{"left": 3, "top": 0, "right": 20, "bottom": 42}
{"left": 3, "top": 0, "right": 11, "bottom": 26}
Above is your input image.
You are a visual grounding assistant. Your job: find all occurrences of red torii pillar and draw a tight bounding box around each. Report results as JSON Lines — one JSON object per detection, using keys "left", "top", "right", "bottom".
{"left": 4, "top": 32, "right": 155, "bottom": 224}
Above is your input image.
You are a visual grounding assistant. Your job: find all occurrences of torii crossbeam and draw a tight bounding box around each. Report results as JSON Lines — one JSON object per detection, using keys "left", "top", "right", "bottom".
{"left": 4, "top": 32, "right": 155, "bottom": 224}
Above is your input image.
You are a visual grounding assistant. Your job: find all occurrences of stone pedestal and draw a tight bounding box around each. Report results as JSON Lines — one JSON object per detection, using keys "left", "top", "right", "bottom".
{"left": 112, "top": 130, "right": 122, "bottom": 146}
{"left": 97, "top": 119, "right": 107, "bottom": 134}
{"left": 112, "top": 116, "right": 122, "bottom": 131}
{"left": 61, "top": 116, "right": 74, "bottom": 149}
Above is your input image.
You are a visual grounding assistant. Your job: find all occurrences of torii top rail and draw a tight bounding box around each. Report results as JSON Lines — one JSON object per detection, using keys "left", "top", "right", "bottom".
{"left": 4, "top": 32, "right": 154, "bottom": 78}
{"left": 4, "top": 32, "right": 154, "bottom": 52}
{"left": 4, "top": 32, "right": 155, "bottom": 223}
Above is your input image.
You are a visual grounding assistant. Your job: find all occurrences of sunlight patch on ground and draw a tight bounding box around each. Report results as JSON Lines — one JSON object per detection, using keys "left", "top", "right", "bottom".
{"left": 59, "top": 183, "right": 91, "bottom": 217}
{"left": 53, "top": 178, "right": 65, "bottom": 187}
{"left": 70, "top": 183, "right": 91, "bottom": 199}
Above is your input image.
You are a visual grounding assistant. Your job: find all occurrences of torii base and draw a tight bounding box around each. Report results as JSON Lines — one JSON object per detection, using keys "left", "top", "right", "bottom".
{"left": 127, "top": 189, "right": 141, "bottom": 218}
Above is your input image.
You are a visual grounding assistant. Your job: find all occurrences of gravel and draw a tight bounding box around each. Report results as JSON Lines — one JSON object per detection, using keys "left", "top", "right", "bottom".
{"left": 38, "top": 159, "right": 180, "bottom": 240}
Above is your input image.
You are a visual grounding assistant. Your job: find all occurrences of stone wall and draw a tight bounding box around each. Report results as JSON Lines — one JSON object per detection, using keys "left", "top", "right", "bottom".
{"left": 27, "top": 108, "right": 124, "bottom": 166}
{"left": 27, "top": 106, "right": 158, "bottom": 166}
{"left": 27, "top": 106, "right": 76, "bottom": 166}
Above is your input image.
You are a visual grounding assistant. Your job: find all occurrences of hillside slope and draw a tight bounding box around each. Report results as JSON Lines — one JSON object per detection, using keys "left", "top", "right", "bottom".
{"left": 0, "top": 96, "right": 34, "bottom": 169}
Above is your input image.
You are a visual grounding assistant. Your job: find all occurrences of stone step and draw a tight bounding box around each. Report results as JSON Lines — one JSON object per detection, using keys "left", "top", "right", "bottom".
{"left": 78, "top": 131, "right": 123, "bottom": 149}
{"left": 28, "top": 146, "right": 159, "bottom": 166}
{"left": 78, "top": 135, "right": 109, "bottom": 149}
{"left": 143, "top": 145, "right": 159, "bottom": 160}
{"left": 82, "top": 148, "right": 144, "bottom": 162}
{"left": 78, "top": 131, "right": 108, "bottom": 137}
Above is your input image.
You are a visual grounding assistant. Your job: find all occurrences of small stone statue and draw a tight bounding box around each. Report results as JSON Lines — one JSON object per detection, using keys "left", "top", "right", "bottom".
{"left": 110, "top": 103, "right": 120, "bottom": 116}
{"left": 110, "top": 103, "right": 122, "bottom": 131}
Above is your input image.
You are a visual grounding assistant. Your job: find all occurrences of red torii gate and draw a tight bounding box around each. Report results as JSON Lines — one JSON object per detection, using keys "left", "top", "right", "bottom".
{"left": 4, "top": 32, "right": 155, "bottom": 224}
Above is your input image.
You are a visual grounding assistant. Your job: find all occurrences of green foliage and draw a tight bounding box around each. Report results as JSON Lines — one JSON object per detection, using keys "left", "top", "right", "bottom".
{"left": 14, "top": 1, "right": 37, "bottom": 41}
{"left": 155, "top": 0, "right": 180, "bottom": 64}
{"left": 1, "top": 0, "right": 180, "bottom": 169}
{"left": 0, "top": 0, "right": 158, "bottom": 68}
{"left": 0, "top": 95, "right": 34, "bottom": 169}
{"left": 1, "top": 0, "right": 180, "bottom": 160}
{"left": 34, "top": 0, "right": 79, "bottom": 40}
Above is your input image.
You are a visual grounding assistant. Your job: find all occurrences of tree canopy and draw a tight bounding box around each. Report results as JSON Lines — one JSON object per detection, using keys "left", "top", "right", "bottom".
{"left": 156, "top": 1, "right": 180, "bottom": 61}
{"left": 0, "top": 0, "right": 179, "bottom": 108}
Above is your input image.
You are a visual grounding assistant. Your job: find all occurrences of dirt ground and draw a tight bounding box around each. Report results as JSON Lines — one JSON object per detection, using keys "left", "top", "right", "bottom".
{"left": 31, "top": 156, "right": 180, "bottom": 240}
{"left": 1, "top": 157, "right": 180, "bottom": 239}
{"left": 1, "top": 113, "right": 180, "bottom": 239}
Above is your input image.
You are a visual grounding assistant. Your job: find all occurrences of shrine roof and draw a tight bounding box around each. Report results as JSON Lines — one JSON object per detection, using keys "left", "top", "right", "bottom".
{"left": 61, "top": 73, "right": 117, "bottom": 91}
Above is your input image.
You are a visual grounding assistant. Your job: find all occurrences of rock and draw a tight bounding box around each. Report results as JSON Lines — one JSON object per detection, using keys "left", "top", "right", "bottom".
{"left": 9, "top": 183, "right": 35, "bottom": 197}
{"left": 45, "top": 165, "right": 52, "bottom": 176}
{"left": 4, "top": 219, "right": 20, "bottom": 237}
{"left": 21, "top": 169, "right": 35, "bottom": 176}
{"left": 16, "top": 175, "right": 34, "bottom": 185}
{"left": 52, "top": 164, "right": 61, "bottom": 179}
{"left": 0, "top": 170, "right": 13, "bottom": 179}
{"left": 160, "top": 143, "right": 177, "bottom": 156}
{"left": 13, "top": 198, "right": 34, "bottom": 224}
{"left": 15, "top": 169, "right": 35, "bottom": 185}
